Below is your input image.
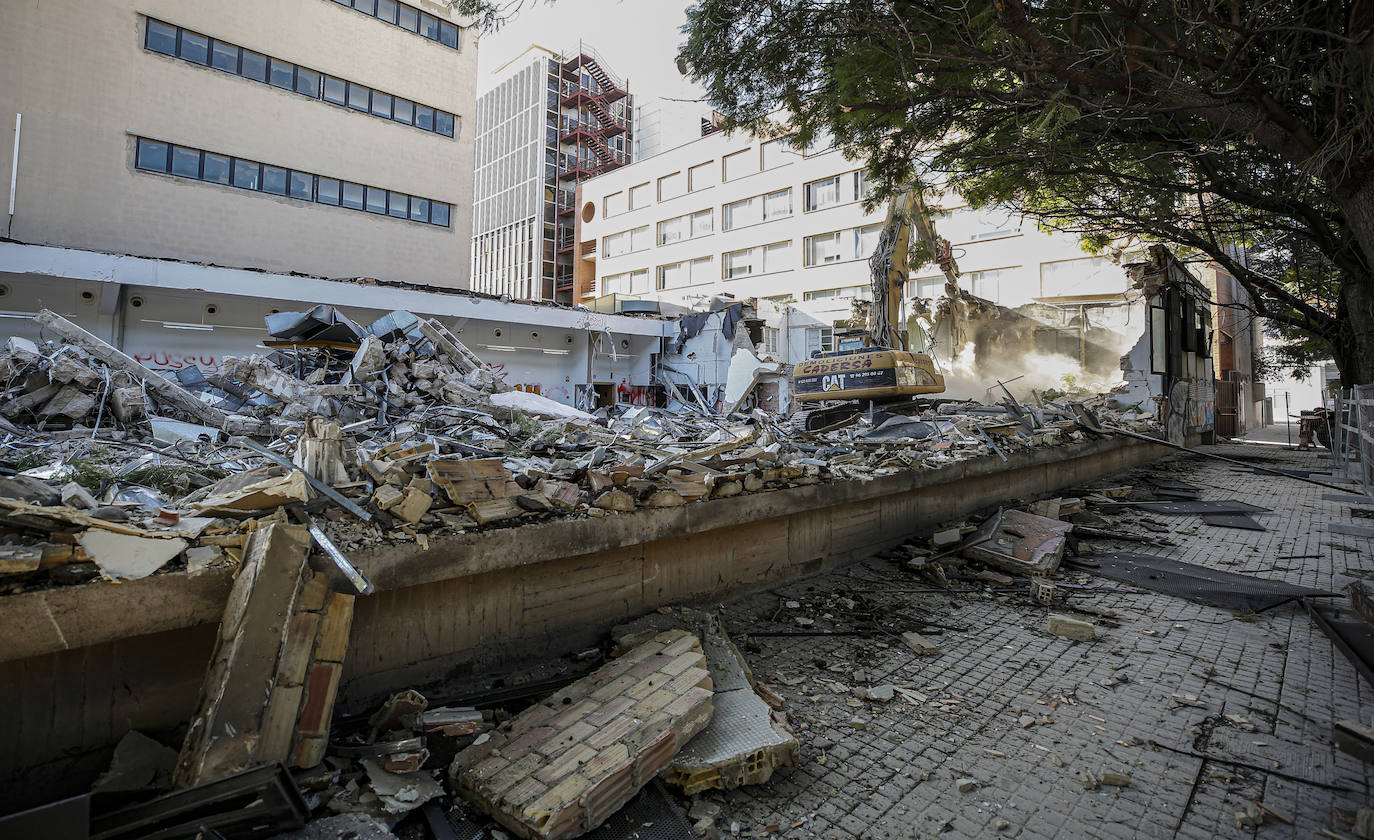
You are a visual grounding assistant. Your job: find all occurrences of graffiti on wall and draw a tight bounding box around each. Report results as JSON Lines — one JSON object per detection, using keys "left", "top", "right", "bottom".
{"left": 133, "top": 352, "right": 220, "bottom": 374}
{"left": 616, "top": 379, "right": 655, "bottom": 406}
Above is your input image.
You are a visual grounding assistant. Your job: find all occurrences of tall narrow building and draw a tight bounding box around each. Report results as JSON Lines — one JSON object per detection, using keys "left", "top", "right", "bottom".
{"left": 472, "top": 45, "right": 632, "bottom": 304}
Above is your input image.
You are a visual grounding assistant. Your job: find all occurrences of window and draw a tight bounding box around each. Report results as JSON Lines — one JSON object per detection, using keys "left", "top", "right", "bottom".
{"left": 723, "top": 196, "right": 760, "bottom": 231}
{"left": 806, "top": 327, "right": 835, "bottom": 356}
{"left": 145, "top": 20, "right": 178, "bottom": 55}
{"left": 179, "top": 31, "right": 210, "bottom": 65}
{"left": 658, "top": 171, "right": 686, "bottom": 201}
{"left": 135, "top": 139, "right": 169, "bottom": 172}
{"left": 656, "top": 210, "right": 712, "bottom": 245}
{"left": 240, "top": 50, "right": 268, "bottom": 82}
{"left": 211, "top": 40, "right": 239, "bottom": 72}
{"left": 295, "top": 67, "right": 320, "bottom": 96}
{"left": 688, "top": 162, "right": 714, "bottom": 191}
{"left": 323, "top": 76, "right": 347, "bottom": 105}
{"left": 604, "top": 191, "right": 626, "bottom": 217}
{"left": 289, "top": 171, "right": 313, "bottom": 200}
{"left": 604, "top": 230, "right": 631, "bottom": 257}
{"left": 724, "top": 240, "right": 790, "bottom": 280}
{"left": 803, "top": 129, "right": 834, "bottom": 156}
{"left": 133, "top": 136, "right": 451, "bottom": 226}
{"left": 170, "top": 146, "right": 200, "bottom": 178}
{"left": 232, "top": 159, "right": 260, "bottom": 190}
{"left": 339, "top": 0, "right": 463, "bottom": 48}
{"left": 603, "top": 269, "right": 650, "bottom": 295}
{"left": 630, "top": 225, "right": 651, "bottom": 252}
{"left": 1039, "top": 257, "right": 1118, "bottom": 296}
{"left": 142, "top": 20, "right": 457, "bottom": 139}
{"left": 269, "top": 58, "right": 294, "bottom": 89}
{"left": 348, "top": 82, "right": 370, "bottom": 111}
{"left": 763, "top": 188, "right": 792, "bottom": 220}
{"left": 804, "top": 176, "right": 840, "bottom": 211}
{"left": 764, "top": 328, "right": 780, "bottom": 355}
{"left": 965, "top": 266, "right": 1019, "bottom": 300}
{"left": 657, "top": 257, "right": 712, "bottom": 290}
{"left": 856, "top": 223, "right": 881, "bottom": 258}
{"left": 804, "top": 171, "right": 868, "bottom": 211}
{"left": 629, "top": 183, "right": 652, "bottom": 209}
{"left": 761, "top": 138, "right": 795, "bottom": 170}
{"left": 723, "top": 149, "right": 757, "bottom": 182}
{"left": 724, "top": 248, "right": 755, "bottom": 280}
{"left": 341, "top": 181, "right": 365, "bottom": 210}
{"left": 202, "top": 152, "right": 231, "bottom": 185}
{"left": 804, "top": 285, "right": 870, "bottom": 302}
{"left": 910, "top": 275, "right": 944, "bottom": 299}
{"left": 804, "top": 231, "right": 843, "bottom": 265}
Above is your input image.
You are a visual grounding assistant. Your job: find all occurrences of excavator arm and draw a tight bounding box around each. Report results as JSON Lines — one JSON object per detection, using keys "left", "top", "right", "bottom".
{"left": 867, "top": 182, "right": 960, "bottom": 351}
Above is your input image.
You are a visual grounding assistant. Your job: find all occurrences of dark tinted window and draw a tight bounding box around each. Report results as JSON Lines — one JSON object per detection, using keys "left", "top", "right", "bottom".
{"left": 397, "top": 5, "right": 418, "bottom": 31}
{"left": 295, "top": 68, "right": 320, "bottom": 97}
{"left": 342, "top": 182, "right": 365, "bottom": 210}
{"left": 241, "top": 50, "right": 268, "bottom": 82}
{"left": 365, "top": 187, "right": 387, "bottom": 214}
{"left": 439, "top": 21, "right": 459, "bottom": 49}
{"left": 370, "top": 92, "right": 392, "bottom": 118}
{"left": 410, "top": 198, "right": 430, "bottom": 222}
{"left": 269, "top": 59, "right": 294, "bottom": 89}
{"left": 430, "top": 203, "right": 450, "bottom": 227}
{"left": 317, "top": 178, "right": 341, "bottom": 205}
{"left": 171, "top": 146, "right": 201, "bottom": 178}
{"left": 211, "top": 40, "right": 239, "bottom": 72}
{"left": 323, "top": 76, "right": 347, "bottom": 105}
{"left": 415, "top": 105, "right": 434, "bottom": 132}
{"left": 420, "top": 13, "right": 439, "bottom": 39}
{"left": 289, "top": 171, "right": 313, "bottom": 200}
{"left": 347, "top": 83, "right": 369, "bottom": 111}
{"left": 389, "top": 192, "right": 408, "bottom": 218}
{"left": 179, "top": 31, "right": 209, "bottom": 64}
{"left": 203, "top": 153, "right": 231, "bottom": 184}
{"left": 393, "top": 99, "right": 414, "bottom": 125}
{"left": 354, "top": 0, "right": 377, "bottom": 13}
{"left": 146, "top": 20, "right": 177, "bottom": 55}
{"left": 435, "top": 112, "right": 454, "bottom": 137}
{"left": 232, "top": 159, "right": 260, "bottom": 190}
{"left": 262, "top": 166, "right": 288, "bottom": 195}
{"left": 135, "top": 139, "right": 169, "bottom": 172}
{"left": 377, "top": 0, "right": 398, "bottom": 23}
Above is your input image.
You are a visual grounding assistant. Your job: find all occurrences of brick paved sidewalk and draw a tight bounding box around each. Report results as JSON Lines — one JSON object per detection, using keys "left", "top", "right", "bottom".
{"left": 695, "top": 443, "right": 1374, "bottom": 839}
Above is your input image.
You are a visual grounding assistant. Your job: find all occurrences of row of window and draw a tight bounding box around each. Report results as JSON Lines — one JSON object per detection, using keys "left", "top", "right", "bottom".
{"left": 145, "top": 19, "right": 457, "bottom": 138}
{"left": 330, "top": 0, "right": 462, "bottom": 50}
{"left": 602, "top": 133, "right": 836, "bottom": 218}
{"left": 133, "top": 137, "right": 451, "bottom": 227}
{"left": 601, "top": 172, "right": 866, "bottom": 249}
{"left": 602, "top": 222, "right": 880, "bottom": 287}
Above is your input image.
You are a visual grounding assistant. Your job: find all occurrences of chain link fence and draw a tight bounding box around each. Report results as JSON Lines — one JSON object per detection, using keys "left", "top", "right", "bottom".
{"left": 1331, "top": 385, "right": 1374, "bottom": 497}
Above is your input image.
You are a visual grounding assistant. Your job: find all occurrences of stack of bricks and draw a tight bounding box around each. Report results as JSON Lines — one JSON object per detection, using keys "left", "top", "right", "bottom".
{"left": 451, "top": 629, "right": 714, "bottom": 840}
{"left": 174, "top": 522, "right": 355, "bottom": 786}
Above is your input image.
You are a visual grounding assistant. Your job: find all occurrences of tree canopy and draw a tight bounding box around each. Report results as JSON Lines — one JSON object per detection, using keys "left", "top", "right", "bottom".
{"left": 678, "top": 0, "right": 1374, "bottom": 384}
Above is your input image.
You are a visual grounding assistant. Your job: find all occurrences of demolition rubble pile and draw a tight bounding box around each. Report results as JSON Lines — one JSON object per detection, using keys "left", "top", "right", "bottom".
{"left": 0, "top": 307, "right": 1160, "bottom": 591}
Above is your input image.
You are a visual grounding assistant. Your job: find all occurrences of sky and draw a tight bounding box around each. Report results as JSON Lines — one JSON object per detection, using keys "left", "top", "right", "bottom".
{"left": 473, "top": 0, "right": 708, "bottom": 107}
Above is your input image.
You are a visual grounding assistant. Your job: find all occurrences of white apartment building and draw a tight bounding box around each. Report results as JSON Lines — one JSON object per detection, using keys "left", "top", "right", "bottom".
{"left": 1, "top": 0, "right": 477, "bottom": 289}
{"left": 577, "top": 128, "right": 1132, "bottom": 361}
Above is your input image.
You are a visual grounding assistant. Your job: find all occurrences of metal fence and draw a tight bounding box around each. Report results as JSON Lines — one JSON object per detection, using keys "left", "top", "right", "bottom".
{"left": 1331, "top": 385, "right": 1374, "bottom": 497}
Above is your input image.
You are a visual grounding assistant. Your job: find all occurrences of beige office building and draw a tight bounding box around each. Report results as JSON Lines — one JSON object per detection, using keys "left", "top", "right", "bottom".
{"left": 0, "top": 0, "right": 476, "bottom": 289}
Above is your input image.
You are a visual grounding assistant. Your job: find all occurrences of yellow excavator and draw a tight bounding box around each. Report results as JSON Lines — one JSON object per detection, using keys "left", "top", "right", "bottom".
{"left": 791, "top": 182, "right": 957, "bottom": 428}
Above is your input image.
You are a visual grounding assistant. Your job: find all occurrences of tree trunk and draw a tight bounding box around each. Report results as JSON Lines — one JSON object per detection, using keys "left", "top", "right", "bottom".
{"left": 1329, "top": 179, "right": 1374, "bottom": 385}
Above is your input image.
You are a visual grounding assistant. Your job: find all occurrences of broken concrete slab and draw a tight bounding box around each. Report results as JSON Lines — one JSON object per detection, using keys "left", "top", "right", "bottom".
{"left": 901, "top": 631, "right": 940, "bottom": 656}
{"left": 79, "top": 531, "right": 188, "bottom": 581}
{"left": 452, "top": 629, "right": 713, "bottom": 840}
{"left": 92, "top": 731, "right": 178, "bottom": 794}
{"left": 963, "top": 507, "right": 1072, "bottom": 576}
{"left": 174, "top": 523, "right": 313, "bottom": 787}
{"left": 269, "top": 813, "right": 399, "bottom": 840}
{"left": 192, "top": 469, "right": 311, "bottom": 515}
{"left": 1048, "top": 614, "right": 1095, "bottom": 641}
